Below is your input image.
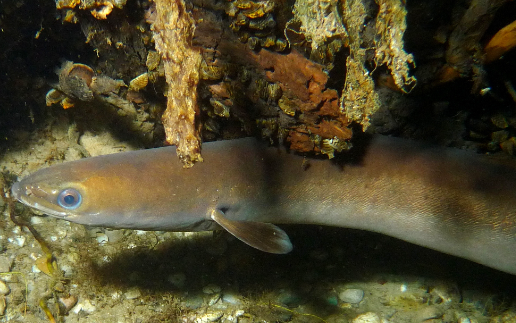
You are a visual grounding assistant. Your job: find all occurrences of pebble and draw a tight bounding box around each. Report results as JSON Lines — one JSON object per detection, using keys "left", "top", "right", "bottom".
{"left": 194, "top": 311, "right": 223, "bottom": 323}
{"left": 72, "top": 299, "right": 96, "bottom": 314}
{"left": 0, "top": 280, "right": 9, "bottom": 295}
{"left": 208, "top": 294, "right": 221, "bottom": 306}
{"left": 352, "top": 312, "right": 381, "bottom": 323}
{"left": 96, "top": 233, "right": 109, "bottom": 244}
{"left": 222, "top": 293, "right": 243, "bottom": 305}
{"left": 203, "top": 284, "right": 221, "bottom": 294}
{"left": 0, "top": 296, "right": 5, "bottom": 316}
{"left": 125, "top": 287, "right": 141, "bottom": 299}
{"left": 105, "top": 229, "right": 124, "bottom": 243}
{"left": 184, "top": 295, "right": 203, "bottom": 309}
{"left": 416, "top": 306, "right": 443, "bottom": 321}
{"left": 59, "top": 295, "right": 78, "bottom": 312}
{"left": 0, "top": 256, "right": 11, "bottom": 272}
{"left": 339, "top": 288, "right": 364, "bottom": 304}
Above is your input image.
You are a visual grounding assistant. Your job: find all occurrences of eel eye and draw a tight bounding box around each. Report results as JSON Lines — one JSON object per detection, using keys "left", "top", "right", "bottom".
{"left": 57, "top": 188, "right": 82, "bottom": 210}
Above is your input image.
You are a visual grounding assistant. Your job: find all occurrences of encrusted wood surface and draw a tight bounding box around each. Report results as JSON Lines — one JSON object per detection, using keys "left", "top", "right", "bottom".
{"left": 148, "top": 0, "right": 203, "bottom": 167}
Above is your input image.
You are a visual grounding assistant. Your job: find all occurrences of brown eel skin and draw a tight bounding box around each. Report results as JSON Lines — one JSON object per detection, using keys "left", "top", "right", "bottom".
{"left": 10, "top": 136, "right": 516, "bottom": 275}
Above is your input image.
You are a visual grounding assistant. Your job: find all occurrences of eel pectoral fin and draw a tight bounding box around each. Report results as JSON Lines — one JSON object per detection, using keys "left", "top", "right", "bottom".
{"left": 210, "top": 209, "right": 293, "bottom": 254}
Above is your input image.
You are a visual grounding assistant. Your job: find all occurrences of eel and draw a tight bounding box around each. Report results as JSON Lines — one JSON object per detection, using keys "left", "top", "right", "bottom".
{"left": 10, "top": 136, "right": 516, "bottom": 275}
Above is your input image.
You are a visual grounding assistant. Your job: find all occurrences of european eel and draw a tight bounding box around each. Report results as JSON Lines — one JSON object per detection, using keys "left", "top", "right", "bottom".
{"left": 11, "top": 136, "right": 516, "bottom": 275}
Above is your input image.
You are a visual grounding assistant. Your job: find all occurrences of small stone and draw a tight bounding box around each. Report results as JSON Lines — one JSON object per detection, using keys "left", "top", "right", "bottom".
{"left": 194, "top": 311, "right": 223, "bottom": 323}
{"left": 0, "top": 256, "right": 11, "bottom": 272}
{"left": 184, "top": 295, "right": 203, "bottom": 309}
{"left": 209, "top": 294, "right": 222, "bottom": 306}
{"left": 72, "top": 299, "right": 96, "bottom": 314}
{"left": 125, "top": 287, "right": 141, "bottom": 299}
{"left": 0, "top": 280, "right": 10, "bottom": 295}
{"left": 0, "top": 296, "right": 5, "bottom": 316}
{"left": 96, "top": 233, "right": 109, "bottom": 244}
{"left": 352, "top": 312, "right": 381, "bottom": 323}
{"left": 222, "top": 293, "right": 243, "bottom": 305}
{"left": 491, "top": 130, "right": 509, "bottom": 143}
{"left": 500, "top": 137, "right": 516, "bottom": 155}
{"left": 415, "top": 306, "right": 443, "bottom": 321}
{"left": 491, "top": 114, "right": 509, "bottom": 129}
{"left": 59, "top": 295, "right": 78, "bottom": 312}
{"left": 105, "top": 230, "right": 124, "bottom": 243}
{"left": 203, "top": 284, "right": 221, "bottom": 294}
{"left": 339, "top": 288, "right": 364, "bottom": 304}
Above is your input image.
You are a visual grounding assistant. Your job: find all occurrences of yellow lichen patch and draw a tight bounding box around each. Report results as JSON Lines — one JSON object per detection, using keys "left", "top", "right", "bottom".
{"left": 147, "top": 0, "right": 203, "bottom": 167}
{"left": 485, "top": 19, "right": 516, "bottom": 63}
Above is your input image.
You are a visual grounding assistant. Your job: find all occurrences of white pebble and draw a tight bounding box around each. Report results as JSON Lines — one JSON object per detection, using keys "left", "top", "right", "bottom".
{"left": 10, "top": 236, "right": 26, "bottom": 247}
{"left": 352, "top": 312, "right": 381, "bottom": 323}
{"left": 96, "top": 233, "right": 108, "bottom": 244}
{"left": 0, "top": 280, "right": 9, "bottom": 295}
{"left": 30, "top": 217, "right": 44, "bottom": 225}
{"left": 72, "top": 299, "right": 96, "bottom": 314}
{"left": 339, "top": 288, "right": 364, "bottom": 304}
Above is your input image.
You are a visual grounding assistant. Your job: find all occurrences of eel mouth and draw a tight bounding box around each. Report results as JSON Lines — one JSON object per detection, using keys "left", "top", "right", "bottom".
{"left": 10, "top": 181, "right": 69, "bottom": 218}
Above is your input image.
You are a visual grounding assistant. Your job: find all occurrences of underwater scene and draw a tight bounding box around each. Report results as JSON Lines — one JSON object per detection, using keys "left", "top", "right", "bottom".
{"left": 1, "top": 0, "right": 516, "bottom": 322}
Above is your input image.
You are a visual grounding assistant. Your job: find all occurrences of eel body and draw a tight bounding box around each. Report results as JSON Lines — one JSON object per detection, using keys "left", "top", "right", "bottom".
{"left": 11, "top": 136, "right": 516, "bottom": 274}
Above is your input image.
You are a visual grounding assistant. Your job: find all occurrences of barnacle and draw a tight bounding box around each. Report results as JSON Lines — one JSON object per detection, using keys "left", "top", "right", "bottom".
{"left": 226, "top": 0, "right": 287, "bottom": 52}
{"left": 129, "top": 73, "right": 149, "bottom": 92}
{"left": 55, "top": 0, "right": 127, "bottom": 22}
{"left": 57, "top": 61, "right": 95, "bottom": 101}
{"left": 210, "top": 98, "right": 231, "bottom": 118}
{"left": 45, "top": 89, "right": 66, "bottom": 107}
{"left": 320, "top": 137, "right": 352, "bottom": 159}
{"left": 91, "top": 2, "right": 113, "bottom": 20}
{"left": 146, "top": 50, "right": 161, "bottom": 71}
{"left": 278, "top": 95, "right": 296, "bottom": 116}
{"left": 200, "top": 60, "right": 226, "bottom": 81}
